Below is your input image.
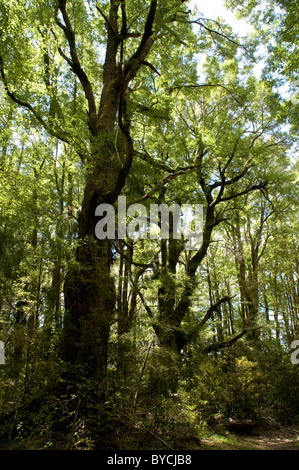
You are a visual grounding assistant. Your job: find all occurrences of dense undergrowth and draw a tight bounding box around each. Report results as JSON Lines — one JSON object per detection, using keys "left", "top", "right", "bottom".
{"left": 0, "top": 340, "right": 298, "bottom": 450}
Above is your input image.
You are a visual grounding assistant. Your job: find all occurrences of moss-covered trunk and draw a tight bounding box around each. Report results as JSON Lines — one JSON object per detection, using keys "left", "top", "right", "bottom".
{"left": 60, "top": 127, "right": 121, "bottom": 381}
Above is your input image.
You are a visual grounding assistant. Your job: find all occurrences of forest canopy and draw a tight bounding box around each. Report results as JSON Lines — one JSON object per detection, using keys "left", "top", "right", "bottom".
{"left": 0, "top": 0, "right": 298, "bottom": 451}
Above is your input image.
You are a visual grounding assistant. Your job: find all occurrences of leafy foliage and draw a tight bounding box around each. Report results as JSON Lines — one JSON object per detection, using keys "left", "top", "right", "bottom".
{"left": 0, "top": 0, "right": 298, "bottom": 450}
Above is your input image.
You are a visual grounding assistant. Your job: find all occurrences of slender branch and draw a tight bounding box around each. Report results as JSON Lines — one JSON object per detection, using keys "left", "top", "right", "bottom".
{"left": 219, "top": 181, "right": 268, "bottom": 203}
{"left": 119, "top": 409, "right": 172, "bottom": 449}
{"left": 114, "top": 241, "right": 155, "bottom": 270}
{"left": 203, "top": 329, "right": 248, "bottom": 353}
{"left": 96, "top": 3, "right": 117, "bottom": 34}
{"left": 131, "top": 166, "right": 196, "bottom": 204}
{"left": 137, "top": 150, "right": 195, "bottom": 173}
{"left": 197, "top": 295, "right": 236, "bottom": 331}
{"left": 56, "top": 0, "right": 97, "bottom": 120}
{"left": 182, "top": 296, "right": 237, "bottom": 344}
{"left": 210, "top": 163, "right": 253, "bottom": 201}
{"left": 142, "top": 60, "right": 160, "bottom": 76}
{"left": 169, "top": 83, "right": 242, "bottom": 105}
{"left": 124, "top": 0, "right": 157, "bottom": 82}
{"left": 0, "top": 57, "right": 74, "bottom": 145}
{"left": 135, "top": 281, "right": 154, "bottom": 320}
{"left": 133, "top": 340, "right": 153, "bottom": 409}
{"left": 191, "top": 18, "right": 242, "bottom": 47}
{"left": 257, "top": 231, "right": 270, "bottom": 262}
{"left": 107, "top": 67, "right": 135, "bottom": 203}
{"left": 120, "top": 0, "right": 127, "bottom": 39}
{"left": 222, "top": 135, "right": 242, "bottom": 175}
{"left": 119, "top": 0, "right": 127, "bottom": 63}
{"left": 202, "top": 326, "right": 263, "bottom": 353}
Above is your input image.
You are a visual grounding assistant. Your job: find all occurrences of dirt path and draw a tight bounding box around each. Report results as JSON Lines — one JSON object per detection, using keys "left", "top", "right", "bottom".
{"left": 201, "top": 427, "right": 299, "bottom": 450}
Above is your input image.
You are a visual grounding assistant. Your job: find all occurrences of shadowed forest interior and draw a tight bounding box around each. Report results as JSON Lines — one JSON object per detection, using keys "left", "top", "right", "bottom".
{"left": 0, "top": 0, "right": 298, "bottom": 451}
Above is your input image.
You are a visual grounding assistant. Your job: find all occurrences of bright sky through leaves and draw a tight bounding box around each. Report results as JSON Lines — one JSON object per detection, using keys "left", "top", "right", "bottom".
{"left": 190, "top": 0, "right": 253, "bottom": 35}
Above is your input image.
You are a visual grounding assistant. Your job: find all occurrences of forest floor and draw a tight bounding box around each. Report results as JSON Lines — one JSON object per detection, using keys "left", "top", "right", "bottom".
{"left": 0, "top": 427, "right": 298, "bottom": 451}
{"left": 200, "top": 427, "right": 299, "bottom": 450}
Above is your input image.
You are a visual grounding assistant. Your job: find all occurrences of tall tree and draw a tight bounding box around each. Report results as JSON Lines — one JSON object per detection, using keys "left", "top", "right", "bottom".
{"left": 0, "top": 0, "right": 205, "bottom": 386}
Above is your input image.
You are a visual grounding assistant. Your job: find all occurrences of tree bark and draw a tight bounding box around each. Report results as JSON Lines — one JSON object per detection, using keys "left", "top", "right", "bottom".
{"left": 60, "top": 132, "right": 121, "bottom": 381}
{"left": 57, "top": 0, "right": 159, "bottom": 385}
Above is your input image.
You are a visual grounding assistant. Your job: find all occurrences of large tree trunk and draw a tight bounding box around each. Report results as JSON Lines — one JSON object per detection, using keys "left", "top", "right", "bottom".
{"left": 60, "top": 134, "right": 120, "bottom": 381}
{"left": 62, "top": 236, "right": 115, "bottom": 381}
{"left": 59, "top": 8, "right": 123, "bottom": 379}
{"left": 56, "top": 0, "right": 158, "bottom": 386}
